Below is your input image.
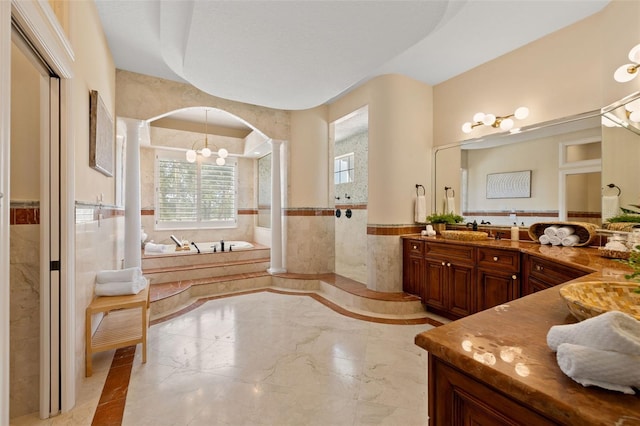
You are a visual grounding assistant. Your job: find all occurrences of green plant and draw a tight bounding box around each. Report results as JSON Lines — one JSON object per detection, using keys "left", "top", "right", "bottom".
{"left": 617, "top": 247, "right": 640, "bottom": 294}
{"left": 426, "top": 212, "right": 464, "bottom": 224}
{"left": 606, "top": 213, "right": 640, "bottom": 223}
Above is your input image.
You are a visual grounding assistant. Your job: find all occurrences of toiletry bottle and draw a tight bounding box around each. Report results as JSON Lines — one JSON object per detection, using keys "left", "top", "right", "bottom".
{"left": 511, "top": 226, "right": 519, "bottom": 241}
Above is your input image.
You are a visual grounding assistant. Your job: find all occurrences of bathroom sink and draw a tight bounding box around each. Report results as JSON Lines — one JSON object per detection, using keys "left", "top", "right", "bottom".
{"left": 440, "top": 230, "right": 489, "bottom": 241}
{"left": 560, "top": 281, "right": 640, "bottom": 321}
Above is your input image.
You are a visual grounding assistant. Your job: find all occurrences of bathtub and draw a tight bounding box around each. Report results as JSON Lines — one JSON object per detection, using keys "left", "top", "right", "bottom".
{"left": 144, "top": 240, "right": 254, "bottom": 255}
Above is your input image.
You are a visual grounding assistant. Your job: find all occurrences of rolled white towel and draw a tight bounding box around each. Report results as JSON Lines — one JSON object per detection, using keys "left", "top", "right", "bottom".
{"left": 556, "top": 226, "right": 575, "bottom": 239}
{"left": 96, "top": 267, "right": 142, "bottom": 284}
{"left": 605, "top": 241, "right": 628, "bottom": 252}
{"left": 538, "top": 234, "right": 551, "bottom": 245}
{"left": 556, "top": 343, "right": 640, "bottom": 394}
{"left": 549, "top": 236, "right": 562, "bottom": 246}
{"left": 144, "top": 242, "right": 171, "bottom": 254}
{"left": 561, "top": 234, "right": 580, "bottom": 247}
{"left": 544, "top": 225, "right": 560, "bottom": 237}
{"left": 95, "top": 276, "right": 148, "bottom": 296}
{"left": 547, "top": 311, "right": 640, "bottom": 355}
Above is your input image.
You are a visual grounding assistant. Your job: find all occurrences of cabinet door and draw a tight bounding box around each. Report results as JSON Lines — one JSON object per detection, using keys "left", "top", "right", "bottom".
{"left": 448, "top": 262, "right": 475, "bottom": 318}
{"left": 404, "top": 256, "right": 424, "bottom": 297}
{"left": 476, "top": 269, "right": 519, "bottom": 312}
{"left": 424, "top": 258, "right": 447, "bottom": 312}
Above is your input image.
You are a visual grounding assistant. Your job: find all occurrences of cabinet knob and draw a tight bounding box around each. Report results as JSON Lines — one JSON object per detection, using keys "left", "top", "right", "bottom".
{"left": 493, "top": 256, "right": 498, "bottom": 261}
{"left": 536, "top": 265, "right": 544, "bottom": 271}
{"left": 512, "top": 274, "right": 517, "bottom": 280}
{"left": 412, "top": 245, "right": 417, "bottom": 250}
{"left": 441, "top": 262, "right": 446, "bottom": 266}
{"left": 447, "top": 263, "right": 451, "bottom": 267}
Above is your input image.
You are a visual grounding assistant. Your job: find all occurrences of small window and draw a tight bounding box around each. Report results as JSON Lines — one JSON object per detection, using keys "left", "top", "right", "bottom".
{"left": 155, "top": 150, "right": 237, "bottom": 229}
{"left": 334, "top": 153, "right": 354, "bottom": 184}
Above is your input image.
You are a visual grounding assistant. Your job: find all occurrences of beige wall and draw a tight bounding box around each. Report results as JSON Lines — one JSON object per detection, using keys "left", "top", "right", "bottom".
{"left": 434, "top": 0, "right": 640, "bottom": 151}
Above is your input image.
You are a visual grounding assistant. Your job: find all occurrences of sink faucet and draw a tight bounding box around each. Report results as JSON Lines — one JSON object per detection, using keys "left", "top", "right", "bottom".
{"left": 466, "top": 220, "right": 478, "bottom": 231}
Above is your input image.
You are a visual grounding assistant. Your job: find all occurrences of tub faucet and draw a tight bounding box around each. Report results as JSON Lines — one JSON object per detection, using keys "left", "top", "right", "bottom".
{"left": 220, "top": 240, "right": 225, "bottom": 252}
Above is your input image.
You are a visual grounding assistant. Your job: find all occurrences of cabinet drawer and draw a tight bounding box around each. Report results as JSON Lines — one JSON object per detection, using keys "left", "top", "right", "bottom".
{"left": 404, "top": 239, "right": 424, "bottom": 257}
{"left": 528, "top": 256, "right": 588, "bottom": 285}
{"left": 477, "top": 248, "right": 520, "bottom": 272}
{"left": 426, "top": 242, "right": 475, "bottom": 262}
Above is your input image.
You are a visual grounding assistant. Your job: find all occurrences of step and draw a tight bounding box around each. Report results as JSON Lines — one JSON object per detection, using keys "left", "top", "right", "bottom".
{"left": 142, "top": 246, "right": 271, "bottom": 270}
{"left": 143, "top": 257, "right": 271, "bottom": 284}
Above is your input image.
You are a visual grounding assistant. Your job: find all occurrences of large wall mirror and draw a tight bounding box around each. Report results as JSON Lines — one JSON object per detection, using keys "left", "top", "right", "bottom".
{"left": 433, "top": 92, "right": 640, "bottom": 228}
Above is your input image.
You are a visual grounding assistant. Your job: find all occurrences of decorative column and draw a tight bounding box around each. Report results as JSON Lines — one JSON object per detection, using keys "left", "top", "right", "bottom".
{"left": 119, "top": 118, "right": 144, "bottom": 269}
{"left": 268, "top": 139, "right": 286, "bottom": 274}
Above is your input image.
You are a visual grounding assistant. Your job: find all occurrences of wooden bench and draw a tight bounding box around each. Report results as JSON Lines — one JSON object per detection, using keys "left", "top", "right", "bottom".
{"left": 85, "top": 284, "right": 149, "bottom": 377}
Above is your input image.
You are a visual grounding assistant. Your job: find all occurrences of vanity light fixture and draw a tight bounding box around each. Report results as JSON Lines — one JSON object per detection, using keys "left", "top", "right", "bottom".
{"left": 185, "top": 109, "right": 229, "bottom": 165}
{"left": 462, "top": 106, "right": 529, "bottom": 134}
{"left": 614, "top": 43, "right": 640, "bottom": 83}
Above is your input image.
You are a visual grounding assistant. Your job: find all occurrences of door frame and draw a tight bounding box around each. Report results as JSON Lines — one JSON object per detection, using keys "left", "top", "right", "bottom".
{"left": 1, "top": 1, "right": 75, "bottom": 422}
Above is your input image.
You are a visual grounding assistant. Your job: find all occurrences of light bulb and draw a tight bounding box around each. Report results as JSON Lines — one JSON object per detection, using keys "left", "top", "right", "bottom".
{"left": 473, "top": 112, "right": 485, "bottom": 123}
{"left": 625, "top": 99, "right": 640, "bottom": 112}
{"left": 514, "top": 106, "right": 529, "bottom": 120}
{"left": 201, "top": 147, "right": 211, "bottom": 157}
{"left": 482, "top": 114, "right": 496, "bottom": 126}
{"left": 216, "top": 157, "right": 225, "bottom": 166}
{"left": 614, "top": 63, "right": 638, "bottom": 82}
{"left": 462, "top": 122, "right": 473, "bottom": 133}
{"left": 630, "top": 109, "right": 640, "bottom": 123}
{"left": 628, "top": 43, "right": 640, "bottom": 63}
{"left": 186, "top": 149, "right": 197, "bottom": 163}
{"left": 217, "top": 148, "right": 229, "bottom": 158}
{"left": 500, "top": 118, "right": 514, "bottom": 131}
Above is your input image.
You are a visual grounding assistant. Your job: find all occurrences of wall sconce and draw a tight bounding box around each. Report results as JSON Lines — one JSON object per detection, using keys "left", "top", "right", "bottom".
{"left": 614, "top": 43, "right": 640, "bottom": 83}
{"left": 186, "top": 109, "right": 229, "bottom": 165}
{"left": 461, "top": 106, "right": 529, "bottom": 134}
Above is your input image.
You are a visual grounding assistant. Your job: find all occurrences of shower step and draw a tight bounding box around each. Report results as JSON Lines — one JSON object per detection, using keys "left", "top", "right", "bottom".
{"left": 142, "top": 257, "right": 271, "bottom": 285}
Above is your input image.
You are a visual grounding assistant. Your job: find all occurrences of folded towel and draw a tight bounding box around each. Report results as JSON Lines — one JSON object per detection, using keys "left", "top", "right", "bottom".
{"left": 544, "top": 225, "right": 560, "bottom": 237}
{"left": 549, "top": 236, "right": 562, "bottom": 246}
{"left": 415, "top": 195, "right": 426, "bottom": 223}
{"left": 446, "top": 196, "right": 456, "bottom": 214}
{"left": 556, "top": 226, "right": 575, "bottom": 239}
{"left": 547, "top": 311, "right": 640, "bottom": 355}
{"left": 95, "top": 276, "right": 148, "bottom": 296}
{"left": 96, "top": 267, "right": 142, "bottom": 284}
{"left": 561, "top": 234, "right": 580, "bottom": 247}
{"left": 539, "top": 234, "right": 551, "bottom": 245}
{"left": 602, "top": 195, "right": 620, "bottom": 222}
{"left": 144, "top": 242, "right": 171, "bottom": 254}
{"left": 556, "top": 343, "right": 640, "bottom": 394}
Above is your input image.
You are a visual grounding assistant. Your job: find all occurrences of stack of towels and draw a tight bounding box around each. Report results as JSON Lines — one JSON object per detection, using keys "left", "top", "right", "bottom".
{"left": 546, "top": 311, "right": 640, "bottom": 394}
{"left": 95, "top": 267, "right": 148, "bottom": 296}
{"left": 539, "top": 225, "right": 579, "bottom": 246}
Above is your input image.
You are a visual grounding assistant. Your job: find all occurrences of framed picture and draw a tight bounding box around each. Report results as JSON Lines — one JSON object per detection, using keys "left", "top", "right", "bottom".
{"left": 486, "top": 170, "right": 531, "bottom": 199}
{"left": 89, "top": 90, "right": 114, "bottom": 177}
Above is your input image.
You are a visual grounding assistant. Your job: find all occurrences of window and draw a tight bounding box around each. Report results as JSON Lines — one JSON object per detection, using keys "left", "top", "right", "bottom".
{"left": 155, "top": 151, "right": 237, "bottom": 229}
{"left": 334, "top": 152, "right": 354, "bottom": 184}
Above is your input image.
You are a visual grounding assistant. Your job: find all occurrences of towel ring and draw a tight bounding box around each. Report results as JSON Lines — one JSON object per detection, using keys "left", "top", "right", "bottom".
{"left": 444, "top": 186, "right": 455, "bottom": 198}
{"left": 415, "top": 184, "right": 425, "bottom": 196}
{"left": 603, "top": 183, "right": 621, "bottom": 196}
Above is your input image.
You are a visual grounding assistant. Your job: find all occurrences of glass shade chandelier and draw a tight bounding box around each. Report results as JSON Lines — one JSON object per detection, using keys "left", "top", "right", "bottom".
{"left": 186, "top": 109, "right": 229, "bottom": 165}
{"left": 614, "top": 43, "right": 640, "bottom": 83}
{"left": 462, "top": 106, "right": 529, "bottom": 134}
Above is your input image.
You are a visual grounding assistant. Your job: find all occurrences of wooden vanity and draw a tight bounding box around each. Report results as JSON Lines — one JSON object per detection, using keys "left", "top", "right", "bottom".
{"left": 405, "top": 235, "right": 640, "bottom": 424}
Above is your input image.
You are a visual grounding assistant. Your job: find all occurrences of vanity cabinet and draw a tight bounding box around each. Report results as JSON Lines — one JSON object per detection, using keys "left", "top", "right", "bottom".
{"left": 402, "top": 239, "right": 425, "bottom": 298}
{"left": 522, "top": 254, "right": 588, "bottom": 295}
{"left": 423, "top": 243, "right": 475, "bottom": 319}
{"left": 475, "top": 247, "right": 520, "bottom": 312}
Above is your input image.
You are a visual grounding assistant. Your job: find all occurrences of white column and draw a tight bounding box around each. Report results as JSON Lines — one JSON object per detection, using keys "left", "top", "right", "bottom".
{"left": 268, "top": 139, "right": 286, "bottom": 274}
{"left": 119, "top": 118, "right": 144, "bottom": 269}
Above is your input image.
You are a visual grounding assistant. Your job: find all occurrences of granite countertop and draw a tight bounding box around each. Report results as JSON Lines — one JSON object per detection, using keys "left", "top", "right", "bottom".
{"left": 411, "top": 236, "right": 640, "bottom": 424}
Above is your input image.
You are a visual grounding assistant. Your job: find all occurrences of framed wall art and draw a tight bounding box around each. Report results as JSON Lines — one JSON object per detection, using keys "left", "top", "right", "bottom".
{"left": 486, "top": 170, "right": 531, "bottom": 199}
{"left": 89, "top": 90, "right": 114, "bottom": 177}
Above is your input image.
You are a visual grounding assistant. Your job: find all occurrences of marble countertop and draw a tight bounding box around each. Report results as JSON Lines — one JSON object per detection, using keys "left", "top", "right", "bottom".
{"left": 411, "top": 236, "right": 640, "bottom": 424}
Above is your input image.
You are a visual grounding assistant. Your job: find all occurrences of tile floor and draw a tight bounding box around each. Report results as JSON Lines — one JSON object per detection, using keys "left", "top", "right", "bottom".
{"left": 11, "top": 291, "right": 432, "bottom": 425}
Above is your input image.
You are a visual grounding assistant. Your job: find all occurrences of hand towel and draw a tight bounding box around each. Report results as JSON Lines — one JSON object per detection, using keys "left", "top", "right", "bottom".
{"left": 602, "top": 195, "right": 620, "bottom": 222}
{"left": 544, "top": 225, "right": 560, "bottom": 237}
{"left": 556, "top": 343, "right": 640, "bottom": 394}
{"left": 446, "top": 196, "right": 456, "bottom": 214}
{"left": 555, "top": 226, "right": 575, "bottom": 239}
{"left": 549, "top": 236, "right": 562, "bottom": 246}
{"left": 95, "top": 276, "right": 148, "bottom": 296}
{"left": 561, "top": 235, "right": 580, "bottom": 247}
{"left": 547, "top": 310, "right": 640, "bottom": 355}
{"left": 415, "top": 195, "right": 426, "bottom": 223}
{"left": 539, "top": 234, "right": 551, "bottom": 245}
{"left": 96, "top": 267, "right": 142, "bottom": 284}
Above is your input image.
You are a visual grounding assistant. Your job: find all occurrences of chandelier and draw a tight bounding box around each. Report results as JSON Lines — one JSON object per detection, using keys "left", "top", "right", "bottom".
{"left": 186, "top": 109, "right": 229, "bottom": 165}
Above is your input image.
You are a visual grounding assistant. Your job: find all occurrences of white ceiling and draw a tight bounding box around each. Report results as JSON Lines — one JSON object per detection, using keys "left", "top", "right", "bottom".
{"left": 96, "top": 0, "right": 609, "bottom": 115}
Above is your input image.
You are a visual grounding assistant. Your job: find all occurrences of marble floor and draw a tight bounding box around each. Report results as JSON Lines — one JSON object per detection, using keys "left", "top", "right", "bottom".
{"left": 11, "top": 291, "right": 432, "bottom": 425}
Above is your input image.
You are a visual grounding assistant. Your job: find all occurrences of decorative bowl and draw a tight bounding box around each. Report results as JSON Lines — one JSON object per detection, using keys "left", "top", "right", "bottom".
{"left": 559, "top": 281, "right": 640, "bottom": 321}
{"left": 440, "top": 230, "right": 488, "bottom": 241}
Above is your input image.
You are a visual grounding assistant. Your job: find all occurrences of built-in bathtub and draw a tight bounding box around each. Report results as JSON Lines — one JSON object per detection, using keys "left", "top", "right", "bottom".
{"left": 144, "top": 240, "right": 254, "bottom": 256}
